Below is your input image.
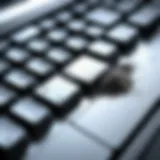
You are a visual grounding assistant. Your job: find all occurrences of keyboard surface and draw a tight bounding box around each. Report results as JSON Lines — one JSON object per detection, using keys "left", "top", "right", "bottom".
{"left": 0, "top": 0, "right": 160, "bottom": 160}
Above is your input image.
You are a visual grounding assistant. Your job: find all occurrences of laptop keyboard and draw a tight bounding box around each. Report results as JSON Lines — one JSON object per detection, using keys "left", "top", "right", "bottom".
{"left": 0, "top": 0, "right": 159, "bottom": 159}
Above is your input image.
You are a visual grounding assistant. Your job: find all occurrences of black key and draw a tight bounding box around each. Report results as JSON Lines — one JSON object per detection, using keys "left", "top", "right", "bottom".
{"left": 107, "top": 23, "right": 138, "bottom": 51}
{"left": 48, "top": 48, "right": 72, "bottom": 66}
{"left": 39, "top": 19, "right": 55, "bottom": 31}
{"left": 28, "top": 39, "right": 49, "bottom": 55}
{"left": 10, "top": 98, "right": 53, "bottom": 139}
{"left": 6, "top": 48, "right": 30, "bottom": 65}
{"left": 12, "top": 26, "right": 40, "bottom": 44}
{"left": 4, "top": 69, "right": 35, "bottom": 92}
{"left": 66, "top": 36, "right": 87, "bottom": 52}
{"left": 86, "top": 8, "right": 120, "bottom": 27}
{"left": 0, "top": 117, "right": 28, "bottom": 160}
{"left": 0, "top": 86, "right": 16, "bottom": 112}
{"left": 88, "top": 40, "right": 117, "bottom": 61}
{"left": 35, "top": 75, "right": 81, "bottom": 116}
{"left": 85, "top": 25, "right": 104, "bottom": 39}
{"left": 56, "top": 11, "right": 72, "bottom": 25}
{"left": 68, "top": 20, "right": 85, "bottom": 34}
{"left": 47, "top": 29, "right": 67, "bottom": 44}
{"left": 0, "top": 60, "right": 10, "bottom": 75}
{"left": 64, "top": 55, "right": 108, "bottom": 90}
{"left": 26, "top": 58, "right": 54, "bottom": 77}
{"left": 129, "top": 5, "right": 159, "bottom": 37}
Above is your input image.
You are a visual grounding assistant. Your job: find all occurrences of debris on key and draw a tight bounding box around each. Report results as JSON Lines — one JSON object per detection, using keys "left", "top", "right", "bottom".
{"left": 95, "top": 63, "right": 133, "bottom": 96}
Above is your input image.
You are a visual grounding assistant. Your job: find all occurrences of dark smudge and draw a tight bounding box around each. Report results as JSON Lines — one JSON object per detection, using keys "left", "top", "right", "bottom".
{"left": 95, "top": 64, "right": 133, "bottom": 96}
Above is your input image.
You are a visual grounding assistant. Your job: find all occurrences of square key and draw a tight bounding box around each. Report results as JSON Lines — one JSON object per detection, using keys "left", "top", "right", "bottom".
{"left": 39, "top": 19, "right": 55, "bottom": 31}
{"left": 0, "top": 86, "right": 16, "bottom": 112}
{"left": 35, "top": 75, "right": 81, "bottom": 115}
{"left": 28, "top": 39, "right": 49, "bottom": 55}
{"left": 12, "top": 26, "right": 40, "bottom": 44}
{"left": 26, "top": 58, "right": 54, "bottom": 77}
{"left": 129, "top": 5, "right": 159, "bottom": 37}
{"left": 86, "top": 25, "right": 104, "bottom": 38}
{"left": 0, "top": 117, "right": 28, "bottom": 160}
{"left": 88, "top": 40, "right": 117, "bottom": 61}
{"left": 66, "top": 36, "right": 87, "bottom": 52}
{"left": 4, "top": 69, "right": 35, "bottom": 91}
{"left": 48, "top": 48, "right": 72, "bottom": 66}
{"left": 6, "top": 48, "right": 29, "bottom": 65}
{"left": 64, "top": 55, "right": 108, "bottom": 87}
{"left": 107, "top": 23, "right": 138, "bottom": 50}
{"left": 10, "top": 98, "right": 53, "bottom": 139}
{"left": 86, "top": 8, "right": 120, "bottom": 27}
{"left": 68, "top": 20, "right": 86, "bottom": 33}
{"left": 47, "top": 29, "right": 67, "bottom": 44}
{"left": 56, "top": 11, "right": 72, "bottom": 24}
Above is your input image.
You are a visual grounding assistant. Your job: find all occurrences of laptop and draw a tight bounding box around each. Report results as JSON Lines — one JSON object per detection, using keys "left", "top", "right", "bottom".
{"left": 0, "top": 0, "right": 159, "bottom": 160}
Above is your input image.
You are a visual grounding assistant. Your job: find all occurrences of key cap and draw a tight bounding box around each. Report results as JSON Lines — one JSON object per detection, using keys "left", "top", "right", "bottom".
{"left": 107, "top": 23, "right": 138, "bottom": 51}
{"left": 48, "top": 48, "right": 72, "bottom": 66}
{"left": 86, "top": 8, "right": 120, "bottom": 27}
{"left": 66, "top": 36, "right": 87, "bottom": 53}
{"left": 12, "top": 26, "right": 40, "bottom": 44}
{"left": 26, "top": 122, "right": 111, "bottom": 160}
{"left": 0, "top": 60, "right": 10, "bottom": 75}
{"left": 4, "top": 69, "right": 35, "bottom": 92}
{"left": 35, "top": 75, "right": 81, "bottom": 116}
{"left": 88, "top": 40, "right": 117, "bottom": 61}
{"left": 6, "top": 48, "right": 30, "bottom": 65}
{"left": 64, "top": 55, "right": 108, "bottom": 90}
{"left": 10, "top": 98, "right": 53, "bottom": 140}
{"left": 0, "top": 117, "right": 28, "bottom": 160}
{"left": 0, "top": 86, "right": 16, "bottom": 112}
{"left": 39, "top": 19, "right": 55, "bottom": 31}
{"left": 68, "top": 20, "right": 85, "bottom": 34}
{"left": 47, "top": 29, "right": 67, "bottom": 44}
{"left": 85, "top": 25, "right": 104, "bottom": 39}
{"left": 28, "top": 39, "right": 49, "bottom": 55}
{"left": 56, "top": 11, "right": 72, "bottom": 25}
{"left": 129, "top": 5, "right": 159, "bottom": 37}
{"left": 26, "top": 58, "right": 54, "bottom": 77}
